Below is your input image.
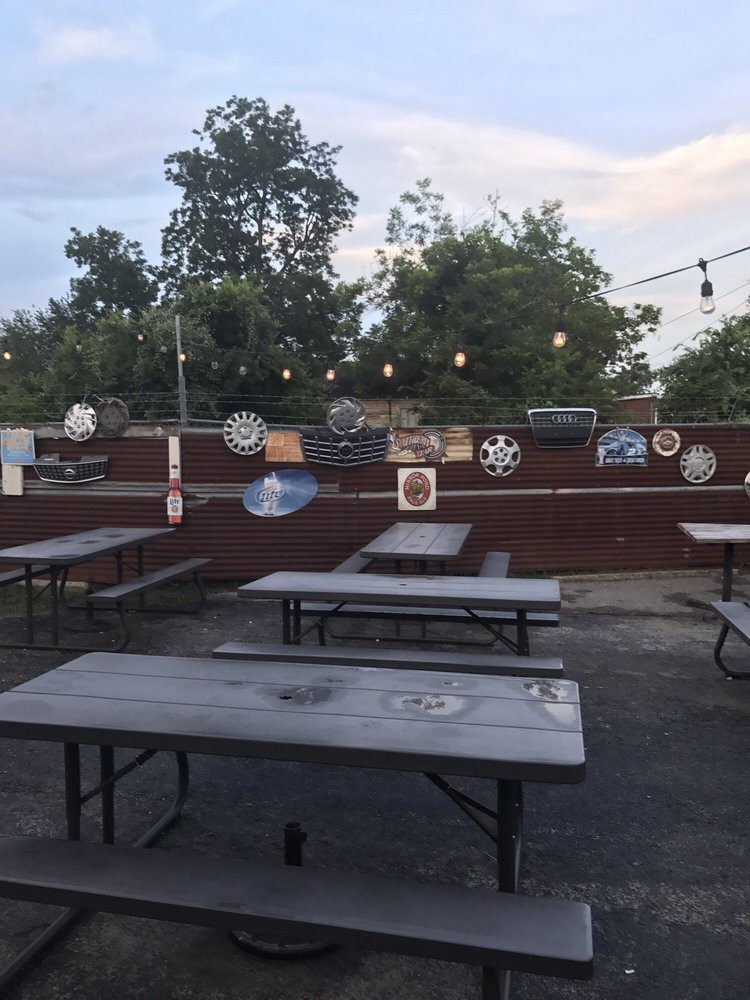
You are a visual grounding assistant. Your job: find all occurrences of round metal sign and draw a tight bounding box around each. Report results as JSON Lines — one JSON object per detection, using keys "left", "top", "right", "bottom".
{"left": 223, "top": 411, "right": 268, "bottom": 456}
{"left": 680, "top": 444, "right": 716, "bottom": 483}
{"left": 63, "top": 403, "right": 97, "bottom": 442}
{"left": 242, "top": 469, "right": 318, "bottom": 517}
{"left": 652, "top": 428, "right": 681, "bottom": 457}
{"left": 479, "top": 435, "right": 521, "bottom": 478}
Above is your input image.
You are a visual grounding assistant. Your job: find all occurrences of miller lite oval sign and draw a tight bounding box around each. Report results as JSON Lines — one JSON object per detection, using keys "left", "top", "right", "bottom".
{"left": 243, "top": 469, "right": 318, "bottom": 518}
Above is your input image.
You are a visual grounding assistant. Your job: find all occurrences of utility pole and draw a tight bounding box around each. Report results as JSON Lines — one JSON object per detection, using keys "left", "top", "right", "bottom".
{"left": 175, "top": 314, "right": 188, "bottom": 426}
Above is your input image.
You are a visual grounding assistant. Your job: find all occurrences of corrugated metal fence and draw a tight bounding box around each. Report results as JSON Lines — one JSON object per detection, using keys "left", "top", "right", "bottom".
{"left": 2, "top": 423, "right": 749, "bottom": 580}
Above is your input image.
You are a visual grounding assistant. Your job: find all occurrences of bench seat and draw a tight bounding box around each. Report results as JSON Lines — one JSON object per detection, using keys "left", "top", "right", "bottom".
{"left": 332, "top": 552, "right": 373, "bottom": 573}
{"left": 0, "top": 565, "right": 49, "bottom": 587}
{"left": 711, "top": 600, "right": 750, "bottom": 679}
{"left": 0, "top": 836, "right": 593, "bottom": 992}
{"left": 212, "top": 641, "right": 564, "bottom": 678}
{"left": 86, "top": 558, "right": 211, "bottom": 651}
{"left": 87, "top": 558, "right": 211, "bottom": 607}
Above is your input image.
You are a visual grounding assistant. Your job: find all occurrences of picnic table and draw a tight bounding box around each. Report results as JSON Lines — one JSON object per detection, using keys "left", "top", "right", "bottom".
{"left": 677, "top": 522, "right": 750, "bottom": 600}
{"left": 0, "top": 650, "right": 588, "bottom": 996}
{"left": 0, "top": 527, "right": 210, "bottom": 650}
{"left": 360, "top": 521, "right": 472, "bottom": 573}
{"left": 239, "top": 571, "right": 560, "bottom": 654}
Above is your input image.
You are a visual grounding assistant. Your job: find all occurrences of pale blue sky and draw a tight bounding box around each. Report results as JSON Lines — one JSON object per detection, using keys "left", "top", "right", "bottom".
{"left": 2, "top": 0, "right": 749, "bottom": 366}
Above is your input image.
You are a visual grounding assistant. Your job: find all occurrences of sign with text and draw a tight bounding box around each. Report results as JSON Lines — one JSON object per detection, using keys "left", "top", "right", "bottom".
{"left": 386, "top": 427, "right": 472, "bottom": 462}
{"left": 595, "top": 427, "right": 648, "bottom": 467}
{"left": 397, "top": 467, "right": 436, "bottom": 510}
{"left": 1, "top": 427, "right": 35, "bottom": 465}
{"left": 243, "top": 469, "right": 318, "bottom": 517}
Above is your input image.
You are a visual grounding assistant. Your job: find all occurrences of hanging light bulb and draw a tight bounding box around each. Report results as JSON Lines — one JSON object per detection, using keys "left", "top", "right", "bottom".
{"left": 325, "top": 367, "right": 335, "bottom": 382}
{"left": 2, "top": 350, "right": 11, "bottom": 362}
{"left": 453, "top": 348, "right": 467, "bottom": 368}
{"left": 160, "top": 345, "right": 168, "bottom": 354}
{"left": 75, "top": 342, "right": 83, "bottom": 353}
{"left": 552, "top": 315, "right": 567, "bottom": 349}
{"left": 698, "top": 258, "right": 715, "bottom": 314}
{"left": 282, "top": 367, "right": 292, "bottom": 381}
{"left": 383, "top": 362, "right": 394, "bottom": 378}
{"left": 238, "top": 365, "right": 247, "bottom": 376}
{"left": 136, "top": 332, "right": 145, "bottom": 343}
{"left": 179, "top": 351, "right": 187, "bottom": 363}
{"left": 211, "top": 360, "right": 219, "bottom": 371}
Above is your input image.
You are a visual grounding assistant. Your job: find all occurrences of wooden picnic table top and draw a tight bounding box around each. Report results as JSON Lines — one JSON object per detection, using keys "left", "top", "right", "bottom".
{"left": 678, "top": 522, "right": 750, "bottom": 545}
{"left": 0, "top": 652, "right": 583, "bottom": 782}
{"left": 360, "top": 522, "right": 472, "bottom": 561}
{"left": 0, "top": 527, "right": 175, "bottom": 567}
{"left": 239, "top": 571, "right": 560, "bottom": 612}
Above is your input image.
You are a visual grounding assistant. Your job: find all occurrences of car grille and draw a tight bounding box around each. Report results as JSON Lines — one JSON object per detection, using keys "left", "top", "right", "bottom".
{"left": 33, "top": 454, "right": 109, "bottom": 483}
{"left": 300, "top": 427, "right": 389, "bottom": 467}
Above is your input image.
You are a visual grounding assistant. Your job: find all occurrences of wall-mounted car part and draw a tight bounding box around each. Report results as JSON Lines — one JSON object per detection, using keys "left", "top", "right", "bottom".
{"left": 223, "top": 411, "right": 268, "bottom": 455}
{"left": 479, "top": 435, "right": 521, "bottom": 477}
{"left": 680, "top": 444, "right": 716, "bottom": 483}
{"left": 527, "top": 408, "right": 597, "bottom": 448}
{"left": 33, "top": 454, "right": 109, "bottom": 483}
{"left": 652, "top": 428, "right": 681, "bottom": 456}
{"left": 95, "top": 397, "right": 130, "bottom": 438}
{"left": 63, "top": 403, "right": 97, "bottom": 442}
{"left": 326, "top": 397, "right": 367, "bottom": 434}
{"left": 300, "top": 426, "right": 388, "bottom": 467}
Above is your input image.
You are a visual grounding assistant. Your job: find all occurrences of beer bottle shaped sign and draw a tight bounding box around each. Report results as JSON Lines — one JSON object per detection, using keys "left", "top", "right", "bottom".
{"left": 167, "top": 465, "right": 183, "bottom": 524}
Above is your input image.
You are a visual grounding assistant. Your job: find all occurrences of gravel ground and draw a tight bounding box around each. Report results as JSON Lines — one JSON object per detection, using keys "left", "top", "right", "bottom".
{"left": 0, "top": 577, "right": 747, "bottom": 1000}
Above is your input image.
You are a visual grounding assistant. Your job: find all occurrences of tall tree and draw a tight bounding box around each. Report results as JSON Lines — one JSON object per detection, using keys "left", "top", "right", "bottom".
{"left": 160, "top": 96, "right": 358, "bottom": 289}
{"left": 656, "top": 314, "right": 750, "bottom": 422}
{"left": 64, "top": 226, "right": 158, "bottom": 327}
{"left": 360, "top": 181, "right": 656, "bottom": 421}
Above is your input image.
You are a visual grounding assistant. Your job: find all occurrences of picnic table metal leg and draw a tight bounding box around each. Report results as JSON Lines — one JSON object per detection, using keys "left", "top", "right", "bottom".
{"left": 723, "top": 542, "right": 734, "bottom": 602}
{"left": 23, "top": 564, "right": 34, "bottom": 644}
{"left": 282, "top": 599, "right": 291, "bottom": 644}
{"left": 487, "top": 779, "right": 524, "bottom": 1000}
{"left": 49, "top": 567, "right": 61, "bottom": 648}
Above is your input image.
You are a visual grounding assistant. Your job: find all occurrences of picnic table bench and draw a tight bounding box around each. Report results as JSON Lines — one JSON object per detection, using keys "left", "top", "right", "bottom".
{"left": 212, "top": 641, "right": 564, "bottom": 677}
{"left": 710, "top": 601, "right": 750, "bottom": 679}
{"left": 87, "top": 557, "right": 211, "bottom": 651}
{"left": 0, "top": 652, "right": 591, "bottom": 998}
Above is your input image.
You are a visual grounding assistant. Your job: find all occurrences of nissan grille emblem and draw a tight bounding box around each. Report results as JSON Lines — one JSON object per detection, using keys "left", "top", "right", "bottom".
{"left": 551, "top": 413, "right": 579, "bottom": 424}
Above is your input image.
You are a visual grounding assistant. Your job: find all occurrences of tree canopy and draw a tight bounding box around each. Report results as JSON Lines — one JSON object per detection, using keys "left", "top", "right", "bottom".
{"left": 657, "top": 314, "right": 750, "bottom": 423}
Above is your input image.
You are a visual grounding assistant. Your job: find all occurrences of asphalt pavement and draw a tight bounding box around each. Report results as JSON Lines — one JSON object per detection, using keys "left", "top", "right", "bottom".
{"left": 0, "top": 570, "right": 747, "bottom": 1000}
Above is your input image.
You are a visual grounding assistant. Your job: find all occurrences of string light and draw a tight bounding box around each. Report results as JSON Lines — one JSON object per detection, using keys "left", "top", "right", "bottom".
{"left": 2, "top": 351, "right": 11, "bottom": 361}
{"left": 239, "top": 365, "right": 247, "bottom": 376}
{"left": 179, "top": 351, "right": 187, "bottom": 363}
{"left": 698, "top": 259, "right": 715, "bottom": 314}
{"left": 453, "top": 349, "right": 467, "bottom": 368}
{"left": 383, "top": 362, "right": 394, "bottom": 378}
{"left": 325, "top": 367, "right": 336, "bottom": 382}
{"left": 137, "top": 333, "right": 145, "bottom": 343}
{"left": 552, "top": 313, "right": 567, "bottom": 349}
{"left": 281, "top": 367, "right": 292, "bottom": 381}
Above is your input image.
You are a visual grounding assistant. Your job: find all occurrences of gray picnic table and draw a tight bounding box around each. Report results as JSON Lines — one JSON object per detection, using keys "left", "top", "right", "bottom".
{"left": 360, "top": 521, "right": 472, "bottom": 573}
{"left": 0, "top": 527, "right": 175, "bottom": 648}
{"left": 239, "top": 571, "right": 560, "bottom": 653}
{"left": 0, "top": 651, "right": 585, "bottom": 993}
{"left": 678, "top": 522, "right": 750, "bottom": 601}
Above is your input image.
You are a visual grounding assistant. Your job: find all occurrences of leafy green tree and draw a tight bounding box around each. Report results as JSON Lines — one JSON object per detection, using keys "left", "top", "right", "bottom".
{"left": 160, "top": 96, "right": 357, "bottom": 288}
{"left": 656, "top": 314, "right": 750, "bottom": 422}
{"left": 359, "top": 181, "right": 656, "bottom": 422}
{"left": 64, "top": 227, "right": 158, "bottom": 327}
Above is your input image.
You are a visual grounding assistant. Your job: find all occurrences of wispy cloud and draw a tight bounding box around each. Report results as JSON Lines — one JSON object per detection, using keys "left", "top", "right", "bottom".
{"left": 38, "top": 20, "right": 157, "bottom": 63}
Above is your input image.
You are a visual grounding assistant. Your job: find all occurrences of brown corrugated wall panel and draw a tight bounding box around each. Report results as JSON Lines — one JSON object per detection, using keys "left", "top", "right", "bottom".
{"left": 2, "top": 423, "right": 749, "bottom": 581}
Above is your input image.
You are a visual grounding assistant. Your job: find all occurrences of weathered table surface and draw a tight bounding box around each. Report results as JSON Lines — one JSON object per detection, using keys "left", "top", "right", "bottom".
{"left": 0, "top": 651, "right": 584, "bottom": 782}
{"left": 0, "top": 526, "right": 174, "bottom": 567}
{"left": 239, "top": 571, "right": 560, "bottom": 611}
{"left": 360, "top": 522, "right": 472, "bottom": 564}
